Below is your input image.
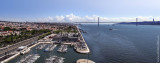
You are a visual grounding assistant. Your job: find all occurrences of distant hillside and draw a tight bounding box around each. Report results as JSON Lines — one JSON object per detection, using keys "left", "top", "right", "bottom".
{"left": 118, "top": 21, "right": 160, "bottom": 25}
{"left": 0, "top": 20, "right": 8, "bottom": 22}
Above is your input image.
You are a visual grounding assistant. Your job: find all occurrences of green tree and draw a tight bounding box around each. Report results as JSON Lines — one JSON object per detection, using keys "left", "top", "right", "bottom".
{"left": 3, "top": 27, "right": 11, "bottom": 31}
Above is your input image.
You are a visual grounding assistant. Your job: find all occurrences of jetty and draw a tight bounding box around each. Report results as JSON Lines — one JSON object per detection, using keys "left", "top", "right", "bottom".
{"left": 76, "top": 59, "right": 95, "bottom": 63}
{"left": 74, "top": 26, "right": 90, "bottom": 53}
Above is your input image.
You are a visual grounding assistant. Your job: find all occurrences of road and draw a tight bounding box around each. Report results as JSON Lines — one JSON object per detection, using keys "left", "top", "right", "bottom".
{"left": 0, "top": 33, "right": 49, "bottom": 61}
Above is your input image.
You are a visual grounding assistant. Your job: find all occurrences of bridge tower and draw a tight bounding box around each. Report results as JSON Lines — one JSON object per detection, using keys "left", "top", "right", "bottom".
{"left": 136, "top": 18, "right": 138, "bottom": 26}
{"left": 98, "top": 17, "right": 99, "bottom": 27}
{"left": 153, "top": 18, "right": 155, "bottom": 24}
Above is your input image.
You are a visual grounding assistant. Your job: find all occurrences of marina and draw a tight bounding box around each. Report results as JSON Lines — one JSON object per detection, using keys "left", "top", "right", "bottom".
{"left": 8, "top": 44, "right": 89, "bottom": 63}
{"left": 44, "top": 44, "right": 57, "bottom": 52}
{"left": 45, "top": 55, "right": 65, "bottom": 63}
{"left": 16, "top": 54, "right": 40, "bottom": 63}
{"left": 6, "top": 25, "right": 92, "bottom": 63}
{"left": 57, "top": 45, "right": 68, "bottom": 53}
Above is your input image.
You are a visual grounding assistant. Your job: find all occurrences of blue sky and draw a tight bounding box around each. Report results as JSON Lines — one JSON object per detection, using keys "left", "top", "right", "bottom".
{"left": 0, "top": 0, "right": 160, "bottom": 22}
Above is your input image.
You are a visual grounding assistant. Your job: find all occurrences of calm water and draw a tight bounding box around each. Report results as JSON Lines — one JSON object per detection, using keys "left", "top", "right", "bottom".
{"left": 9, "top": 24, "right": 160, "bottom": 63}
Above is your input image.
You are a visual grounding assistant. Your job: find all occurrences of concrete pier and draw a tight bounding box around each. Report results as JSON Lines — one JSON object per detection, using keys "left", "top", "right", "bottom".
{"left": 76, "top": 59, "right": 95, "bottom": 63}
{"left": 76, "top": 26, "right": 90, "bottom": 53}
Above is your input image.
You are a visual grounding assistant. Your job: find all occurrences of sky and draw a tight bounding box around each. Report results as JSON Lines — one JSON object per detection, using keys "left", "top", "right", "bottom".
{"left": 0, "top": 0, "right": 160, "bottom": 22}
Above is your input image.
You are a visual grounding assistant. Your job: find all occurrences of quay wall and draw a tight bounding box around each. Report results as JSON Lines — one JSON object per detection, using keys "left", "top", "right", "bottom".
{"left": 76, "top": 26, "right": 90, "bottom": 53}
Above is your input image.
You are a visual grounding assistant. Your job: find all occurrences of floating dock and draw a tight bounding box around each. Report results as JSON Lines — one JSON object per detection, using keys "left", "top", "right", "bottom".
{"left": 16, "top": 54, "right": 40, "bottom": 63}
{"left": 45, "top": 55, "right": 65, "bottom": 63}
{"left": 49, "top": 44, "right": 57, "bottom": 51}
{"left": 36, "top": 44, "right": 47, "bottom": 50}
{"left": 44, "top": 44, "right": 57, "bottom": 52}
{"left": 57, "top": 45, "right": 68, "bottom": 53}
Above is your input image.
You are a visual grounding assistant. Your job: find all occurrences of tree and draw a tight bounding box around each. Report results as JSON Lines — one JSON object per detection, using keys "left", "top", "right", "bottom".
{"left": 3, "top": 27, "right": 11, "bottom": 31}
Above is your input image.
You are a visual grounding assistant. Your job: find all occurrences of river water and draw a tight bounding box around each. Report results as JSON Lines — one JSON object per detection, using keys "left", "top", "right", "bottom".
{"left": 9, "top": 24, "right": 159, "bottom": 63}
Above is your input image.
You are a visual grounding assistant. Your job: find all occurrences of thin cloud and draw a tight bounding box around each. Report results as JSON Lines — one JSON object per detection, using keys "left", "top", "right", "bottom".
{"left": 0, "top": 14, "right": 159, "bottom": 22}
